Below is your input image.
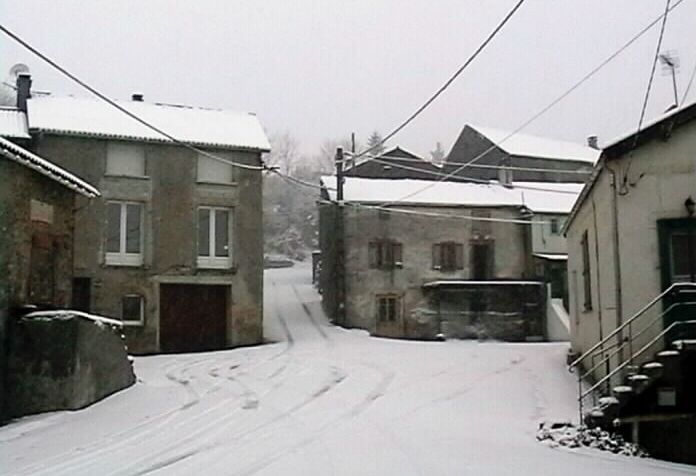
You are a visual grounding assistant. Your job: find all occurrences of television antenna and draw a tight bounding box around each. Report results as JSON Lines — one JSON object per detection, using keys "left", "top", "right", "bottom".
{"left": 659, "top": 51, "right": 680, "bottom": 109}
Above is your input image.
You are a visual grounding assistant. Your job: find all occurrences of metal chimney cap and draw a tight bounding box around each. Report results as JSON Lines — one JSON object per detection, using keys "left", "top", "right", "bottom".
{"left": 131, "top": 93, "right": 144, "bottom": 102}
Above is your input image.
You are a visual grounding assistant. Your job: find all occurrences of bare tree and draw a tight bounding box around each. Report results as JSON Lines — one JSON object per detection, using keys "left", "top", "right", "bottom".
{"left": 265, "top": 132, "right": 301, "bottom": 175}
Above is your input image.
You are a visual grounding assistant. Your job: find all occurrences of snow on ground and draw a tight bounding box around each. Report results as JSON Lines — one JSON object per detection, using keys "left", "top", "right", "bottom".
{"left": 2, "top": 264, "right": 695, "bottom": 475}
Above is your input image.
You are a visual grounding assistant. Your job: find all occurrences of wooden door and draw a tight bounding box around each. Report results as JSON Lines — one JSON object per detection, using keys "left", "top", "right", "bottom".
{"left": 159, "top": 284, "right": 228, "bottom": 353}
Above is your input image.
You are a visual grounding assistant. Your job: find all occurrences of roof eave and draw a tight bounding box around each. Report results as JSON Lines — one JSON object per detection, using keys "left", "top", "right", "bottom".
{"left": 30, "top": 128, "right": 271, "bottom": 153}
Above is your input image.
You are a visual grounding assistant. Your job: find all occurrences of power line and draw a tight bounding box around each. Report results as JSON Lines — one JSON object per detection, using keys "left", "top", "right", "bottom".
{"left": 353, "top": 0, "right": 527, "bottom": 160}
{"left": 0, "top": 23, "right": 265, "bottom": 172}
{"left": 272, "top": 169, "right": 568, "bottom": 225}
{"left": 681, "top": 59, "right": 696, "bottom": 105}
{"left": 348, "top": 156, "right": 582, "bottom": 194}
{"left": 373, "top": 0, "right": 688, "bottom": 207}
{"left": 622, "top": 0, "right": 673, "bottom": 191}
{"left": 633, "top": 0, "right": 672, "bottom": 149}
{"left": 343, "top": 151, "right": 593, "bottom": 175}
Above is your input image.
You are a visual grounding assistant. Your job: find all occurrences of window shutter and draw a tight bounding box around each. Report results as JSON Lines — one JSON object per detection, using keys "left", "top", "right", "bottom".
{"left": 432, "top": 244, "right": 441, "bottom": 269}
{"left": 394, "top": 243, "right": 403, "bottom": 265}
{"left": 455, "top": 243, "right": 464, "bottom": 269}
{"left": 369, "top": 242, "right": 377, "bottom": 268}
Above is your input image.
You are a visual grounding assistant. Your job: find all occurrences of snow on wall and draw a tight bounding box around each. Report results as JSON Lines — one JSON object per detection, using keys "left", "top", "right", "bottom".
{"left": 27, "top": 96, "right": 271, "bottom": 152}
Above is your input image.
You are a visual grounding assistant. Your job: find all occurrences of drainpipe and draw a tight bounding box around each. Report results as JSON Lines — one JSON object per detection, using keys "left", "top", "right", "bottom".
{"left": 606, "top": 164, "right": 624, "bottom": 362}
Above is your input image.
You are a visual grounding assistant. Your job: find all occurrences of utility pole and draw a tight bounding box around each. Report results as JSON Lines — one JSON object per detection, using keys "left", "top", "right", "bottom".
{"left": 335, "top": 147, "right": 346, "bottom": 326}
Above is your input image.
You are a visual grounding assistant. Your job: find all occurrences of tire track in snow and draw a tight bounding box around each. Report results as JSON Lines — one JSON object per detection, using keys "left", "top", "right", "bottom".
{"left": 103, "top": 276, "right": 305, "bottom": 476}
{"left": 10, "top": 355, "right": 220, "bottom": 476}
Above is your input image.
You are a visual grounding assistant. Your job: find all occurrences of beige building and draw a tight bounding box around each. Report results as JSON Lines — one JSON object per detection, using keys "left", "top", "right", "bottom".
{"left": 565, "top": 102, "right": 696, "bottom": 362}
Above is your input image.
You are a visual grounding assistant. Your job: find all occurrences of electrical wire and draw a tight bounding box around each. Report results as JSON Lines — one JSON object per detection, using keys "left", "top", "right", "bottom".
{"left": 622, "top": 0, "right": 673, "bottom": 192}
{"left": 349, "top": 156, "right": 583, "bottom": 194}
{"left": 271, "top": 168, "right": 563, "bottom": 225}
{"left": 371, "top": 0, "right": 688, "bottom": 208}
{"left": 681, "top": 59, "right": 696, "bottom": 105}
{"left": 353, "top": 0, "right": 527, "bottom": 160}
{"left": 343, "top": 151, "right": 593, "bottom": 175}
{"left": 0, "top": 23, "right": 265, "bottom": 171}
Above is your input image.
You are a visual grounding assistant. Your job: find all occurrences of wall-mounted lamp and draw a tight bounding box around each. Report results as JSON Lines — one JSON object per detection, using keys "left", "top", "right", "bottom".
{"left": 685, "top": 196, "right": 695, "bottom": 217}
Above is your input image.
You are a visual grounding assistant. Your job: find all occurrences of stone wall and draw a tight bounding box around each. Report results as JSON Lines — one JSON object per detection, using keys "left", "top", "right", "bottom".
{"left": 5, "top": 313, "right": 135, "bottom": 419}
{"left": 0, "top": 157, "right": 77, "bottom": 420}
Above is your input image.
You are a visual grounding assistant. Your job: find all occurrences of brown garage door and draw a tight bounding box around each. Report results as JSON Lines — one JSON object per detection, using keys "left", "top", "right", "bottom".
{"left": 159, "top": 284, "right": 228, "bottom": 353}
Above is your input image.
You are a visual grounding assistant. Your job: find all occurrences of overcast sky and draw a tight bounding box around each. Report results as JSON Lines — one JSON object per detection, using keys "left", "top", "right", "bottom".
{"left": 1, "top": 1, "right": 695, "bottom": 157}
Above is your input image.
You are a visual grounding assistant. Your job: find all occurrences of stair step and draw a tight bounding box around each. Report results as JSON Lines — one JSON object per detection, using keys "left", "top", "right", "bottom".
{"left": 657, "top": 350, "right": 680, "bottom": 358}
{"left": 598, "top": 396, "right": 619, "bottom": 406}
{"left": 613, "top": 385, "right": 633, "bottom": 394}
{"left": 642, "top": 361, "right": 664, "bottom": 370}
{"left": 672, "top": 339, "right": 696, "bottom": 351}
{"left": 627, "top": 374, "right": 649, "bottom": 382}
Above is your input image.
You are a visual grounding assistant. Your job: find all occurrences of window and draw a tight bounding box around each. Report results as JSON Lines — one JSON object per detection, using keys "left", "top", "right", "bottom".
{"left": 377, "top": 295, "right": 400, "bottom": 322}
{"left": 197, "top": 153, "right": 234, "bottom": 183}
{"left": 105, "top": 202, "right": 144, "bottom": 266}
{"left": 581, "top": 230, "right": 592, "bottom": 310}
{"left": 669, "top": 233, "right": 696, "bottom": 282}
{"left": 198, "top": 207, "right": 233, "bottom": 268}
{"left": 368, "top": 240, "right": 403, "bottom": 269}
{"left": 121, "top": 294, "right": 144, "bottom": 325}
{"left": 550, "top": 218, "right": 560, "bottom": 235}
{"left": 106, "top": 142, "right": 146, "bottom": 177}
{"left": 471, "top": 242, "right": 494, "bottom": 280}
{"left": 432, "top": 242, "right": 464, "bottom": 271}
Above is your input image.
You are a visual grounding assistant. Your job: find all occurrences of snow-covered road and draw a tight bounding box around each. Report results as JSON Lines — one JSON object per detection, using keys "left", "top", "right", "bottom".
{"left": 2, "top": 265, "right": 695, "bottom": 475}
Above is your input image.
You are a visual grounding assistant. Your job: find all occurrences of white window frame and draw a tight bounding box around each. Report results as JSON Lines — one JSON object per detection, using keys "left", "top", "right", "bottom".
{"left": 105, "top": 201, "right": 144, "bottom": 267}
{"left": 121, "top": 294, "right": 145, "bottom": 326}
{"left": 197, "top": 206, "right": 233, "bottom": 269}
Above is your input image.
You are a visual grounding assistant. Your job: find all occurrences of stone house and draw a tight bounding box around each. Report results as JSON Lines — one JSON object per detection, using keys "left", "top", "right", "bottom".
{"left": 445, "top": 124, "right": 598, "bottom": 183}
{"left": 319, "top": 175, "right": 582, "bottom": 341}
{"left": 0, "top": 132, "right": 99, "bottom": 419}
{"left": 19, "top": 81, "right": 270, "bottom": 354}
{"left": 564, "top": 101, "right": 696, "bottom": 463}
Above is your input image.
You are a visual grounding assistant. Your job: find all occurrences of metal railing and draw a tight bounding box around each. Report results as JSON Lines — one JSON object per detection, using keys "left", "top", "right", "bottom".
{"left": 568, "top": 282, "right": 696, "bottom": 423}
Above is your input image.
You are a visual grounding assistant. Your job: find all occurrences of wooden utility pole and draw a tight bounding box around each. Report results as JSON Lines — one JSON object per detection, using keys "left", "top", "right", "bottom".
{"left": 335, "top": 147, "right": 346, "bottom": 326}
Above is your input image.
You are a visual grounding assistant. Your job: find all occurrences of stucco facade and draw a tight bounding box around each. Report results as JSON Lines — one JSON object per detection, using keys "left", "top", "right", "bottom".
{"left": 567, "top": 117, "right": 696, "bottom": 368}
{"left": 33, "top": 135, "right": 265, "bottom": 353}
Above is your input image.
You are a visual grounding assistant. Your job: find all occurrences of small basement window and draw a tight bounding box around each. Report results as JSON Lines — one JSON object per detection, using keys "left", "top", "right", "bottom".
{"left": 121, "top": 294, "right": 144, "bottom": 325}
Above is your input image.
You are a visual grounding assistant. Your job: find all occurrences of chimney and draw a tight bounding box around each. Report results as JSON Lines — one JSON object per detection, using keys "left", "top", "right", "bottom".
{"left": 16, "top": 73, "right": 32, "bottom": 112}
{"left": 131, "top": 93, "right": 144, "bottom": 102}
{"left": 498, "top": 158, "right": 513, "bottom": 188}
{"left": 586, "top": 135, "right": 599, "bottom": 150}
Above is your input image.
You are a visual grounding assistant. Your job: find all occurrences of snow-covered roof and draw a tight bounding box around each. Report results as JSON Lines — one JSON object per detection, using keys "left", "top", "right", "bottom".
{"left": 27, "top": 96, "right": 271, "bottom": 152}
{"left": 321, "top": 176, "right": 582, "bottom": 214}
{"left": 471, "top": 125, "right": 600, "bottom": 163}
{"left": 0, "top": 107, "right": 30, "bottom": 139}
{"left": 0, "top": 136, "right": 99, "bottom": 198}
{"left": 602, "top": 99, "right": 696, "bottom": 152}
